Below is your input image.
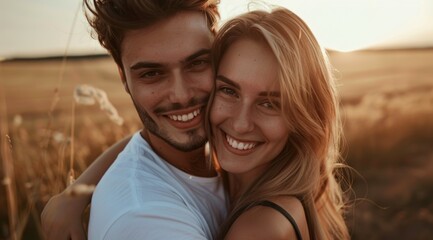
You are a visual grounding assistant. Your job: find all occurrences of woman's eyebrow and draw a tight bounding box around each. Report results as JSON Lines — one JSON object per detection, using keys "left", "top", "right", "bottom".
{"left": 259, "top": 91, "right": 280, "bottom": 97}
{"left": 217, "top": 75, "right": 280, "bottom": 97}
{"left": 216, "top": 75, "right": 240, "bottom": 89}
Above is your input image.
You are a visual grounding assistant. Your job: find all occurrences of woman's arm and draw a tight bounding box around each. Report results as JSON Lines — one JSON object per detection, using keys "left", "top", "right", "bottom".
{"left": 41, "top": 135, "right": 131, "bottom": 240}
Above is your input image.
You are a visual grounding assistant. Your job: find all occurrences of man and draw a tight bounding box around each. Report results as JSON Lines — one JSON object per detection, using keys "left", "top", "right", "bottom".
{"left": 41, "top": 0, "right": 227, "bottom": 239}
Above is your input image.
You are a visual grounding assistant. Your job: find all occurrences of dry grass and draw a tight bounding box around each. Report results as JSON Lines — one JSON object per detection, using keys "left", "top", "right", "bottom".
{"left": 0, "top": 56, "right": 141, "bottom": 239}
{"left": 1, "top": 49, "right": 433, "bottom": 239}
{"left": 330, "top": 49, "right": 433, "bottom": 239}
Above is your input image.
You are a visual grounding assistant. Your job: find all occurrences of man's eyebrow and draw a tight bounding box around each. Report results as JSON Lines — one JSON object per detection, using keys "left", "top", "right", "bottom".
{"left": 130, "top": 49, "right": 211, "bottom": 71}
{"left": 184, "top": 49, "right": 211, "bottom": 62}
{"left": 217, "top": 75, "right": 280, "bottom": 97}
{"left": 130, "top": 62, "right": 162, "bottom": 70}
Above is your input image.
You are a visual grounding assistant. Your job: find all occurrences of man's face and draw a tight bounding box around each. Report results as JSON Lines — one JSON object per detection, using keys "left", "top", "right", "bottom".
{"left": 120, "top": 11, "right": 213, "bottom": 151}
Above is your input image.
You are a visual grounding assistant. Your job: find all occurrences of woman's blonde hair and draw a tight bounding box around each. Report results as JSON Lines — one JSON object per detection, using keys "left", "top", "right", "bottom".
{"left": 206, "top": 7, "right": 349, "bottom": 239}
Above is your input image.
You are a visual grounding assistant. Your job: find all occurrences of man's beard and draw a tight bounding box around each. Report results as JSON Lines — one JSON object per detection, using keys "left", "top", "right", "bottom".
{"left": 131, "top": 98, "right": 208, "bottom": 152}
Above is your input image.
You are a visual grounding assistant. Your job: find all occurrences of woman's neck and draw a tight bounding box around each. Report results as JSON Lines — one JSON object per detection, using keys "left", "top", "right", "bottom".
{"left": 228, "top": 170, "right": 261, "bottom": 204}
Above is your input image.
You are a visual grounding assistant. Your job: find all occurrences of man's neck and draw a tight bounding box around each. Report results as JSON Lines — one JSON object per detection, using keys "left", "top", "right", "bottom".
{"left": 140, "top": 130, "right": 216, "bottom": 177}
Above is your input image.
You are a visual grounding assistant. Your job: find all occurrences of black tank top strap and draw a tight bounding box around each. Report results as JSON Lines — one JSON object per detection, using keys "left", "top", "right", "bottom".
{"left": 257, "top": 200, "right": 303, "bottom": 240}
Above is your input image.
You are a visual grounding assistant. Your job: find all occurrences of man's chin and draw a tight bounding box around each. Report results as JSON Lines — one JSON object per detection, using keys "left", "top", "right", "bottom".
{"left": 147, "top": 126, "right": 207, "bottom": 152}
{"left": 168, "top": 136, "right": 208, "bottom": 152}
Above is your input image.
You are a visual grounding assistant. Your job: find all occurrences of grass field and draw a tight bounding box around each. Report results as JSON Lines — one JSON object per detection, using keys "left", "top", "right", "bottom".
{"left": 1, "top": 49, "right": 433, "bottom": 239}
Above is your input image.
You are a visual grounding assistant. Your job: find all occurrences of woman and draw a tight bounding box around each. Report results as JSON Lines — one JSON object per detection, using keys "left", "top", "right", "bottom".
{"left": 206, "top": 8, "right": 348, "bottom": 239}
{"left": 42, "top": 7, "right": 349, "bottom": 240}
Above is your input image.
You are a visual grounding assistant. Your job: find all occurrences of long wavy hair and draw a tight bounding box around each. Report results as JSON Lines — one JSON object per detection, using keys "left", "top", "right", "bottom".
{"left": 83, "top": 0, "right": 220, "bottom": 69}
{"left": 206, "top": 8, "right": 349, "bottom": 239}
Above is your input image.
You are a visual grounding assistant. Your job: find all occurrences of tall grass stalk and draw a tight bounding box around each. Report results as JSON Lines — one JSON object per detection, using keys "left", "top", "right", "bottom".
{"left": 69, "top": 101, "right": 76, "bottom": 186}
{"left": 42, "top": 2, "right": 81, "bottom": 169}
{"left": 0, "top": 86, "right": 18, "bottom": 240}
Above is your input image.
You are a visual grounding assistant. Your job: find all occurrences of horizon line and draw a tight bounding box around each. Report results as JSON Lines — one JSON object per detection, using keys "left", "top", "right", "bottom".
{"left": 2, "top": 46, "right": 433, "bottom": 63}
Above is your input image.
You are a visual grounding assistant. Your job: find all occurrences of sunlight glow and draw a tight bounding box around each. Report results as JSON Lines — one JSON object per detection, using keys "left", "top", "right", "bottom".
{"left": 220, "top": 0, "right": 431, "bottom": 52}
{"left": 0, "top": 0, "right": 432, "bottom": 58}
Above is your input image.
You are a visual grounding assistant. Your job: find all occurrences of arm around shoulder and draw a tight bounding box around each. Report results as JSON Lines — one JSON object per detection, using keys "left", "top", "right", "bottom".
{"left": 41, "top": 135, "right": 131, "bottom": 240}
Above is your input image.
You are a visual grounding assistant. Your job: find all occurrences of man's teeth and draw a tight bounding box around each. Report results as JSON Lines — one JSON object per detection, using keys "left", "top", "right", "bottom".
{"left": 226, "top": 134, "right": 256, "bottom": 150}
{"left": 169, "top": 109, "right": 200, "bottom": 122}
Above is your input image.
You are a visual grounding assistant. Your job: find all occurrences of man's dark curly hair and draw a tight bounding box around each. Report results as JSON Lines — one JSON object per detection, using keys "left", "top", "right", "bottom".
{"left": 83, "top": 0, "right": 220, "bottom": 69}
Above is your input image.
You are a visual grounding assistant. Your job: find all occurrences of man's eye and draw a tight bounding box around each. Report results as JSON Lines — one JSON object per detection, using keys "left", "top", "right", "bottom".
{"left": 187, "top": 59, "right": 210, "bottom": 71}
{"left": 191, "top": 60, "right": 206, "bottom": 66}
{"left": 140, "top": 70, "right": 163, "bottom": 78}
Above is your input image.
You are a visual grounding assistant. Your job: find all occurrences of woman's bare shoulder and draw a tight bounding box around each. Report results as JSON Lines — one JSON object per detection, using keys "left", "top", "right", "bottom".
{"left": 225, "top": 196, "right": 309, "bottom": 240}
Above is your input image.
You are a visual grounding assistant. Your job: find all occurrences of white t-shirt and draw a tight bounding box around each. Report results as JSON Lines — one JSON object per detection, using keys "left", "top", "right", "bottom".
{"left": 88, "top": 132, "right": 228, "bottom": 240}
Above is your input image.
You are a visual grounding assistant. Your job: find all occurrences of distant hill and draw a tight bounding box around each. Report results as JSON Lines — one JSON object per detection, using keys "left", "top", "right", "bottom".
{"left": 1, "top": 54, "right": 110, "bottom": 63}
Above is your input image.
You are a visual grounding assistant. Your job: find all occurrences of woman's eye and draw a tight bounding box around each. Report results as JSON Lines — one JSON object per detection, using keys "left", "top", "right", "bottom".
{"left": 262, "top": 102, "right": 274, "bottom": 109}
{"left": 261, "top": 100, "right": 280, "bottom": 110}
{"left": 219, "top": 87, "right": 237, "bottom": 97}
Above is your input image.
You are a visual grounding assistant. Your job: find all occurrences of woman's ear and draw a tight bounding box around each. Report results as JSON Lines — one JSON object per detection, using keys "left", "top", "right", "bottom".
{"left": 118, "top": 66, "right": 130, "bottom": 94}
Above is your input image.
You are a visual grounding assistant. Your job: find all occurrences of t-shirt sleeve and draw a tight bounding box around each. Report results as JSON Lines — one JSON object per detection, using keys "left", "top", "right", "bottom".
{"left": 101, "top": 202, "right": 208, "bottom": 240}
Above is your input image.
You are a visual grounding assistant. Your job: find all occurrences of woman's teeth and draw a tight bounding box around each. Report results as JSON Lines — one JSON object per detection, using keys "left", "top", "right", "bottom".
{"left": 226, "top": 134, "right": 256, "bottom": 150}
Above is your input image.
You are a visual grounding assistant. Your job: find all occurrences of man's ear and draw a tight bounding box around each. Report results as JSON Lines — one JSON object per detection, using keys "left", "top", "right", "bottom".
{"left": 118, "top": 66, "right": 130, "bottom": 94}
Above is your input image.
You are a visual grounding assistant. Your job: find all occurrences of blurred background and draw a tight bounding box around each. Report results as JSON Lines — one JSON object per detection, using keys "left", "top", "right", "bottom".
{"left": 1, "top": 0, "right": 433, "bottom": 239}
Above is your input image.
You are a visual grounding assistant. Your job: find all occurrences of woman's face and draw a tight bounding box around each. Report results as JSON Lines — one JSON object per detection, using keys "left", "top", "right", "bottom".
{"left": 210, "top": 38, "right": 290, "bottom": 178}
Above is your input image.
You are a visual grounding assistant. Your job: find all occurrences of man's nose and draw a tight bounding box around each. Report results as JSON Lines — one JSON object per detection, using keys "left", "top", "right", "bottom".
{"left": 169, "top": 71, "right": 192, "bottom": 105}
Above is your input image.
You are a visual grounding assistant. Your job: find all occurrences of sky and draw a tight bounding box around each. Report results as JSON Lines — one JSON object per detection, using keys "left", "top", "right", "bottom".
{"left": 0, "top": 0, "right": 432, "bottom": 60}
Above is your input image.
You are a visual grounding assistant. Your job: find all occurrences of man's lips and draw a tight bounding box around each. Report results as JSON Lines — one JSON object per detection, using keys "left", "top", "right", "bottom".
{"left": 163, "top": 106, "right": 204, "bottom": 129}
{"left": 167, "top": 108, "right": 201, "bottom": 122}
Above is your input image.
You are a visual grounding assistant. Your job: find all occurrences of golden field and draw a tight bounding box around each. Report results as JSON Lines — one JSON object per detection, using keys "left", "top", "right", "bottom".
{"left": 1, "top": 49, "right": 433, "bottom": 239}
